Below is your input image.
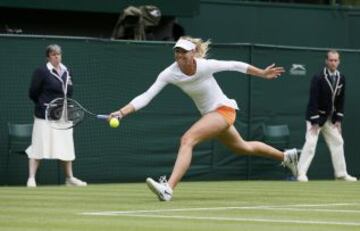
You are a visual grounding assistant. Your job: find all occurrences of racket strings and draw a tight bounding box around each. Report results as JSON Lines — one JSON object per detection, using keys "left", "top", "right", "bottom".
{"left": 46, "top": 98, "right": 86, "bottom": 129}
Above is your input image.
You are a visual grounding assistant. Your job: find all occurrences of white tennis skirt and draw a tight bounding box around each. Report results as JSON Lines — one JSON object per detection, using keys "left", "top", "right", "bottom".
{"left": 26, "top": 117, "right": 75, "bottom": 161}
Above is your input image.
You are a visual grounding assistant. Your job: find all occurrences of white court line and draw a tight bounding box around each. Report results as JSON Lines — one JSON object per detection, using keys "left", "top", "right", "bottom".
{"left": 80, "top": 202, "right": 360, "bottom": 226}
{"left": 108, "top": 214, "right": 360, "bottom": 226}
{"left": 261, "top": 207, "right": 360, "bottom": 214}
{"left": 81, "top": 202, "right": 360, "bottom": 216}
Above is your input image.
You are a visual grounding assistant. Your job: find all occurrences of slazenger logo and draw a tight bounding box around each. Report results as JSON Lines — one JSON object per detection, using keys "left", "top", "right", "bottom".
{"left": 290, "top": 64, "right": 306, "bottom": 76}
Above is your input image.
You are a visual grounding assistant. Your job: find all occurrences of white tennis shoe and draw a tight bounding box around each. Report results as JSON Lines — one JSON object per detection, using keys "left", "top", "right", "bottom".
{"left": 336, "top": 174, "right": 357, "bottom": 182}
{"left": 297, "top": 174, "right": 309, "bottom": 182}
{"left": 146, "top": 176, "right": 173, "bottom": 201}
{"left": 26, "top": 177, "right": 37, "bottom": 187}
{"left": 282, "top": 148, "right": 300, "bottom": 177}
{"left": 65, "top": 177, "right": 87, "bottom": 186}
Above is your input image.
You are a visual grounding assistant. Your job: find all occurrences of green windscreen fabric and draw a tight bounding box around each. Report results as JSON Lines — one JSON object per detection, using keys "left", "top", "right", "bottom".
{"left": 0, "top": 35, "right": 359, "bottom": 185}
{"left": 0, "top": 36, "right": 251, "bottom": 185}
{"left": 178, "top": 1, "right": 360, "bottom": 49}
{"left": 250, "top": 46, "right": 360, "bottom": 179}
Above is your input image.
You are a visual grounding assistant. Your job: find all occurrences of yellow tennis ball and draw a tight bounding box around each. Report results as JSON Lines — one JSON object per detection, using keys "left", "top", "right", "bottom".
{"left": 109, "top": 118, "right": 120, "bottom": 128}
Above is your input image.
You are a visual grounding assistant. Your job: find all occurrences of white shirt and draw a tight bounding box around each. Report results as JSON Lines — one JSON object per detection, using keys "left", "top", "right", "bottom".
{"left": 130, "top": 58, "right": 249, "bottom": 115}
{"left": 46, "top": 62, "right": 67, "bottom": 78}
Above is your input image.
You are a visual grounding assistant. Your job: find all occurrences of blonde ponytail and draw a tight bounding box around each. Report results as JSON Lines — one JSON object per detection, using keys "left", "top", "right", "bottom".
{"left": 180, "top": 36, "right": 211, "bottom": 58}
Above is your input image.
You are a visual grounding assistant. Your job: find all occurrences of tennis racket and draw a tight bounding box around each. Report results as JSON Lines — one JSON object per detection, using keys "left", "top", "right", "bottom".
{"left": 45, "top": 97, "right": 114, "bottom": 130}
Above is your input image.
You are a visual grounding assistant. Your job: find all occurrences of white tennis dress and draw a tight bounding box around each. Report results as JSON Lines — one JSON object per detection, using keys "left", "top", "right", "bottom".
{"left": 130, "top": 58, "right": 249, "bottom": 114}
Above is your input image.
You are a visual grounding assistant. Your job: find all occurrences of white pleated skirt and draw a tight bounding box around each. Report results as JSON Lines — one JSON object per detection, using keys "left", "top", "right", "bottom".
{"left": 26, "top": 117, "right": 75, "bottom": 161}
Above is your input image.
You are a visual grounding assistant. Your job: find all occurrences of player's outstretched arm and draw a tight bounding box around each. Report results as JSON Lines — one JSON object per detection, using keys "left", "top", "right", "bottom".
{"left": 247, "top": 63, "right": 285, "bottom": 79}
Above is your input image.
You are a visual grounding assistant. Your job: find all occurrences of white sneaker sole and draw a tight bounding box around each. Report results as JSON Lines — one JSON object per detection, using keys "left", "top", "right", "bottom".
{"left": 335, "top": 177, "right": 358, "bottom": 182}
{"left": 297, "top": 177, "right": 308, "bottom": 182}
{"left": 65, "top": 183, "right": 87, "bottom": 187}
{"left": 292, "top": 155, "right": 299, "bottom": 177}
{"left": 27, "top": 183, "right": 36, "bottom": 188}
{"left": 146, "top": 178, "right": 172, "bottom": 201}
{"left": 146, "top": 178, "right": 162, "bottom": 200}
{"left": 287, "top": 149, "right": 300, "bottom": 177}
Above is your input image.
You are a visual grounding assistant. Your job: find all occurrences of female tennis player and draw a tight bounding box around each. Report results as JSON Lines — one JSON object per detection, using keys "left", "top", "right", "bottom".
{"left": 110, "top": 36, "right": 299, "bottom": 201}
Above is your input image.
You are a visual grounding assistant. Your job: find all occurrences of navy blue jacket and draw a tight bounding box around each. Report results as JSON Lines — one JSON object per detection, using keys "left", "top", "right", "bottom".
{"left": 29, "top": 64, "right": 73, "bottom": 119}
{"left": 306, "top": 68, "right": 345, "bottom": 126}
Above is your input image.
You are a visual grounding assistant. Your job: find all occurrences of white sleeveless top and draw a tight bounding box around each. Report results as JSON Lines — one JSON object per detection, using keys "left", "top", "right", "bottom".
{"left": 130, "top": 58, "right": 249, "bottom": 115}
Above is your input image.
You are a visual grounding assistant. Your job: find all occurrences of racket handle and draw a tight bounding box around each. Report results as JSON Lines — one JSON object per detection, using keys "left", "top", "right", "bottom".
{"left": 96, "top": 114, "right": 109, "bottom": 120}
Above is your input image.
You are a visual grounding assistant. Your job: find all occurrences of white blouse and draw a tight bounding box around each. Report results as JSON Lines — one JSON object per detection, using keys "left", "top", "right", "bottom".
{"left": 130, "top": 58, "right": 249, "bottom": 115}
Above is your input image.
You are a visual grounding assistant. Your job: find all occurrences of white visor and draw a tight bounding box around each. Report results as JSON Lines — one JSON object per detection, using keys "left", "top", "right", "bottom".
{"left": 173, "top": 39, "right": 196, "bottom": 51}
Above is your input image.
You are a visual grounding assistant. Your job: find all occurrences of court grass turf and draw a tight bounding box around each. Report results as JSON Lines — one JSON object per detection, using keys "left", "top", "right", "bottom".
{"left": 0, "top": 181, "right": 359, "bottom": 231}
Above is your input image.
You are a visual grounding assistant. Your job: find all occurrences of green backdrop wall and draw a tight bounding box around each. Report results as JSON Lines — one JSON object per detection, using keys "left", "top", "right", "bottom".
{"left": 0, "top": 35, "right": 359, "bottom": 185}
{"left": 178, "top": 0, "right": 360, "bottom": 49}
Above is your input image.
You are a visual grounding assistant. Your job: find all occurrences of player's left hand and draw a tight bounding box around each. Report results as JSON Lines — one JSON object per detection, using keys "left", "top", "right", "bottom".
{"left": 110, "top": 110, "right": 123, "bottom": 120}
{"left": 263, "top": 63, "right": 285, "bottom": 79}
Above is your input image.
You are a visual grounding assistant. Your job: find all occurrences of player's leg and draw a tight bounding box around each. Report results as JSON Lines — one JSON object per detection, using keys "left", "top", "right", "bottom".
{"left": 322, "top": 121, "right": 357, "bottom": 181}
{"left": 146, "top": 111, "right": 228, "bottom": 201}
{"left": 216, "top": 126, "right": 299, "bottom": 176}
{"left": 217, "top": 125, "right": 283, "bottom": 160}
{"left": 169, "top": 112, "right": 228, "bottom": 188}
{"left": 297, "top": 122, "right": 320, "bottom": 181}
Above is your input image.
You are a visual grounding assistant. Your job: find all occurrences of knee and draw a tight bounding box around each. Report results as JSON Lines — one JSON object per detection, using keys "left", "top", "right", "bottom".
{"left": 180, "top": 134, "right": 197, "bottom": 148}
